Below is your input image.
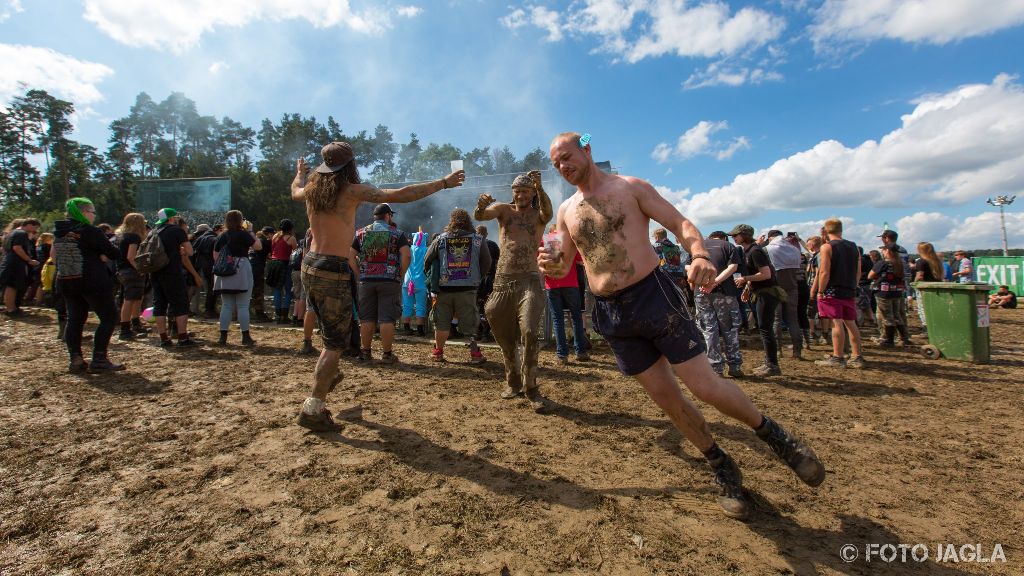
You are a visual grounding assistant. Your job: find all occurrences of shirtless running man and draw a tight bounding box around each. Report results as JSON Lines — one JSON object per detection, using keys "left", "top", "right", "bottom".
{"left": 538, "top": 133, "right": 825, "bottom": 519}
{"left": 290, "top": 141, "right": 465, "bottom": 431}
{"left": 474, "top": 170, "right": 552, "bottom": 411}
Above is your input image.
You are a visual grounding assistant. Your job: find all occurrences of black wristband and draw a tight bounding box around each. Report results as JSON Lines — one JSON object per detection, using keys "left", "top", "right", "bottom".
{"left": 691, "top": 254, "right": 711, "bottom": 263}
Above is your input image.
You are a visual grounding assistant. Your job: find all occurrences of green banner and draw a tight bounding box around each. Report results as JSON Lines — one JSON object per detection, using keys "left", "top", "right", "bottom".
{"left": 972, "top": 256, "right": 1024, "bottom": 293}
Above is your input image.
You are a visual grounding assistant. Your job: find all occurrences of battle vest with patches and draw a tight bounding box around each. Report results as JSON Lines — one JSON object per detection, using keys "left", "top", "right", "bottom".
{"left": 438, "top": 231, "right": 483, "bottom": 288}
{"left": 655, "top": 239, "right": 686, "bottom": 276}
{"left": 356, "top": 221, "right": 404, "bottom": 282}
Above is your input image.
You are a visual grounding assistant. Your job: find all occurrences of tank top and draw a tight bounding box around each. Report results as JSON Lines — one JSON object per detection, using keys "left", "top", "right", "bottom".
{"left": 270, "top": 235, "right": 292, "bottom": 261}
{"left": 824, "top": 238, "right": 858, "bottom": 299}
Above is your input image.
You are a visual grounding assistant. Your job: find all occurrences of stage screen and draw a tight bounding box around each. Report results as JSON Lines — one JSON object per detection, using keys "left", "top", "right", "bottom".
{"left": 135, "top": 178, "right": 231, "bottom": 213}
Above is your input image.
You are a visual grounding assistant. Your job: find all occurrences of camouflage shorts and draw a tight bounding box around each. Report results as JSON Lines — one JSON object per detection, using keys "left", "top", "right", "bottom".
{"left": 301, "top": 252, "right": 353, "bottom": 351}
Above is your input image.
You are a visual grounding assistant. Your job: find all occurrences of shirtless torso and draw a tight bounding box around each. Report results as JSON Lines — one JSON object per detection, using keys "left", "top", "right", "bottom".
{"left": 474, "top": 172, "right": 553, "bottom": 275}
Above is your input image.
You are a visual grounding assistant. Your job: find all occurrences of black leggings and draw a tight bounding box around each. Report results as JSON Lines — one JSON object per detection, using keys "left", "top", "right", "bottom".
{"left": 754, "top": 292, "right": 779, "bottom": 366}
{"left": 65, "top": 290, "right": 118, "bottom": 360}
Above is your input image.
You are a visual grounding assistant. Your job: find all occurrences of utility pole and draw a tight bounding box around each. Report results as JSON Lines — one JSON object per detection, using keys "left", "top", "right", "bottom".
{"left": 985, "top": 196, "right": 1016, "bottom": 257}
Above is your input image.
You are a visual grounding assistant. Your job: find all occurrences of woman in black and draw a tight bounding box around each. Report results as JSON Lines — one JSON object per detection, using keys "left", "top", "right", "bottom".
{"left": 115, "top": 212, "right": 149, "bottom": 340}
{"left": 53, "top": 197, "right": 125, "bottom": 373}
{"left": 913, "top": 242, "right": 943, "bottom": 331}
{"left": 213, "top": 210, "right": 261, "bottom": 345}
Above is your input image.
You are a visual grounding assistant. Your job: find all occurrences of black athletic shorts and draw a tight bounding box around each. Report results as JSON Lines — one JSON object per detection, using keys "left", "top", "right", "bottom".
{"left": 593, "top": 268, "right": 707, "bottom": 376}
{"left": 0, "top": 256, "right": 28, "bottom": 292}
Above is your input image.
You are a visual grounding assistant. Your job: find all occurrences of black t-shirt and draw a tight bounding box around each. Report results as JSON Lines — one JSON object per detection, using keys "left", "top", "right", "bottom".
{"left": 997, "top": 291, "right": 1017, "bottom": 308}
{"left": 872, "top": 260, "right": 905, "bottom": 298}
{"left": 250, "top": 237, "right": 272, "bottom": 268}
{"left": 117, "top": 232, "right": 141, "bottom": 271}
{"left": 2, "top": 229, "right": 31, "bottom": 263}
{"left": 743, "top": 243, "right": 777, "bottom": 291}
{"left": 214, "top": 230, "right": 256, "bottom": 258}
{"left": 915, "top": 259, "right": 941, "bottom": 282}
{"left": 824, "top": 239, "right": 859, "bottom": 299}
{"left": 859, "top": 254, "right": 873, "bottom": 284}
{"left": 156, "top": 225, "right": 189, "bottom": 276}
{"left": 698, "top": 238, "right": 743, "bottom": 295}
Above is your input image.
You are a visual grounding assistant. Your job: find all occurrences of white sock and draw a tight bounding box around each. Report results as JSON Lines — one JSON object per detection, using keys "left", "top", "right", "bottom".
{"left": 302, "top": 397, "right": 325, "bottom": 415}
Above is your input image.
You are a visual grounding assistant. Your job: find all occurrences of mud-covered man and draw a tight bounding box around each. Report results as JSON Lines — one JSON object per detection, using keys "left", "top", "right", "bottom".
{"left": 290, "top": 141, "right": 465, "bottom": 432}
{"left": 538, "top": 132, "right": 825, "bottom": 519}
{"left": 474, "top": 170, "right": 552, "bottom": 411}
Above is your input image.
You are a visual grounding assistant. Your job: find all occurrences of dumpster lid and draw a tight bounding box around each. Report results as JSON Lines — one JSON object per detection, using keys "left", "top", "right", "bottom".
{"left": 914, "top": 281, "right": 994, "bottom": 291}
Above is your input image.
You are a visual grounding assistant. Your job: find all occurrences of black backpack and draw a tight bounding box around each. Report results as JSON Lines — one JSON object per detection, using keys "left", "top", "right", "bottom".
{"left": 135, "top": 227, "right": 169, "bottom": 274}
{"left": 289, "top": 243, "right": 303, "bottom": 271}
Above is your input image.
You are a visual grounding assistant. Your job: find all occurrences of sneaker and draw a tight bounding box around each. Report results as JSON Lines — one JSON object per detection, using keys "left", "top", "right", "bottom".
{"left": 299, "top": 340, "right": 317, "bottom": 355}
{"left": 118, "top": 330, "right": 135, "bottom": 341}
{"left": 556, "top": 356, "right": 569, "bottom": 365}
{"left": 814, "top": 355, "right": 846, "bottom": 368}
{"left": 88, "top": 358, "right": 126, "bottom": 373}
{"left": 469, "top": 349, "right": 485, "bottom": 364}
{"left": 297, "top": 408, "right": 342, "bottom": 432}
{"left": 159, "top": 338, "right": 174, "bottom": 348}
{"left": 403, "top": 327, "right": 417, "bottom": 336}
{"left": 525, "top": 388, "right": 547, "bottom": 413}
{"left": 431, "top": 348, "right": 446, "bottom": 362}
{"left": 379, "top": 351, "right": 398, "bottom": 364}
{"left": 756, "top": 416, "right": 826, "bottom": 487}
{"left": 875, "top": 339, "right": 895, "bottom": 348}
{"left": 500, "top": 386, "right": 523, "bottom": 400}
{"left": 846, "top": 355, "right": 866, "bottom": 369}
{"left": 356, "top": 349, "right": 372, "bottom": 363}
{"left": 2, "top": 309, "right": 24, "bottom": 317}
{"left": 68, "top": 356, "right": 89, "bottom": 374}
{"left": 575, "top": 352, "right": 591, "bottom": 362}
{"left": 726, "top": 365, "right": 745, "bottom": 378}
{"left": 752, "top": 363, "right": 781, "bottom": 377}
{"left": 203, "top": 311, "right": 219, "bottom": 320}
{"left": 176, "top": 338, "right": 198, "bottom": 347}
{"left": 708, "top": 453, "right": 750, "bottom": 520}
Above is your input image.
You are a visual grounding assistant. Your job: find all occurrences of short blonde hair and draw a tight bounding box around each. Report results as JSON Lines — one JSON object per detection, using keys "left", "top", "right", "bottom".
{"left": 823, "top": 218, "right": 843, "bottom": 235}
{"left": 652, "top": 228, "right": 667, "bottom": 240}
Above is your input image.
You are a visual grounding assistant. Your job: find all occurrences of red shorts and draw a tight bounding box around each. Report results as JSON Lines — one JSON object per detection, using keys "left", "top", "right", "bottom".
{"left": 817, "top": 296, "right": 856, "bottom": 320}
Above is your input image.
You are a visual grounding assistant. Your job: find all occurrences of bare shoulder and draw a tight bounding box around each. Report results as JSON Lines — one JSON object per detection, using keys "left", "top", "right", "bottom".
{"left": 350, "top": 183, "right": 385, "bottom": 202}
{"left": 619, "top": 174, "right": 658, "bottom": 197}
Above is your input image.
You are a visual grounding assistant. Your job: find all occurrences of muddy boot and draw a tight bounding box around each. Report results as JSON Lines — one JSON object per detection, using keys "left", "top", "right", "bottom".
{"left": 878, "top": 326, "right": 896, "bottom": 347}
{"left": 897, "top": 324, "right": 912, "bottom": 346}
{"left": 525, "top": 387, "right": 547, "bottom": 413}
{"left": 299, "top": 339, "right": 316, "bottom": 355}
{"left": 803, "top": 329, "right": 812, "bottom": 350}
{"left": 297, "top": 408, "right": 342, "bottom": 432}
{"left": 57, "top": 320, "right": 67, "bottom": 341}
{"left": 88, "top": 356, "right": 126, "bottom": 373}
{"left": 68, "top": 355, "right": 89, "bottom": 374}
{"left": 241, "top": 331, "right": 255, "bottom": 346}
{"left": 132, "top": 318, "right": 150, "bottom": 335}
{"left": 416, "top": 324, "right": 426, "bottom": 337}
{"left": 756, "top": 416, "right": 826, "bottom": 487}
{"left": 217, "top": 330, "right": 228, "bottom": 346}
{"left": 706, "top": 445, "right": 750, "bottom": 520}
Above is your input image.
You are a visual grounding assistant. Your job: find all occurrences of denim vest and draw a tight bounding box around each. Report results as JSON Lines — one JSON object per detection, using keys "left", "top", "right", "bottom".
{"left": 356, "top": 221, "right": 404, "bottom": 281}
{"left": 438, "top": 231, "right": 483, "bottom": 288}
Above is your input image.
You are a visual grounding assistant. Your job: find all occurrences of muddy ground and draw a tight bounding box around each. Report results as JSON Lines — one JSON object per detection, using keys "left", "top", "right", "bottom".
{"left": 1, "top": 307, "right": 1021, "bottom": 575}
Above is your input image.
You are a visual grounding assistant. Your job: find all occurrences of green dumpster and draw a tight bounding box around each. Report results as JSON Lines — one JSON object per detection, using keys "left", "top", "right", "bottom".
{"left": 914, "top": 282, "right": 993, "bottom": 363}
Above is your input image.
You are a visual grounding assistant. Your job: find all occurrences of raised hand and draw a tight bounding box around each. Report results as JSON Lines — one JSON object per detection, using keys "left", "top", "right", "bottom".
{"left": 477, "top": 193, "right": 495, "bottom": 210}
{"left": 442, "top": 169, "right": 466, "bottom": 189}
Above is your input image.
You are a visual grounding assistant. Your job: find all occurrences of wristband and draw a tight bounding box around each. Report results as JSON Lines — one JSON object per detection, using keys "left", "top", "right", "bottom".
{"left": 691, "top": 254, "right": 711, "bottom": 263}
{"left": 439, "top": 178, "right": 447, "bottom": 189}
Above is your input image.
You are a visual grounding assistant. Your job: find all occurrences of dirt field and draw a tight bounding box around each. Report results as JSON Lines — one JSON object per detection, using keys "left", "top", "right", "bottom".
{"left": 1, "top": 307, "right": 1021, "bottom": 575}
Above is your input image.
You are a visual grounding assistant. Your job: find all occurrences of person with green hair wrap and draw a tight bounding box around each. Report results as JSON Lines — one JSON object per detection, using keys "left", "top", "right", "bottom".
{"left": 151, "top": 207, "right": 198, "bottom": 347}
{"left": 53, "top": 197, "right": 126, "bottom": 373}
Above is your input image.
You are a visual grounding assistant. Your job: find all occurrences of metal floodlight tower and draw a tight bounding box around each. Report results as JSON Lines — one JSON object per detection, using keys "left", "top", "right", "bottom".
{"left": 985, "top": 195, "right": 1016, "bottom": 256}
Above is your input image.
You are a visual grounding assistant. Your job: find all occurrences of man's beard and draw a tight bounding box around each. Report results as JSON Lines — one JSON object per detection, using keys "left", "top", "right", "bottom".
{"left": 563, "top": 163, "right": 589, "bottom": 186}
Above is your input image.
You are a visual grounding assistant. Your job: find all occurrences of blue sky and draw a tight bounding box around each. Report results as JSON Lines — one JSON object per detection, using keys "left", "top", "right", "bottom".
{"left": 2, "top": 0, "right": 1023, "bottom": 251}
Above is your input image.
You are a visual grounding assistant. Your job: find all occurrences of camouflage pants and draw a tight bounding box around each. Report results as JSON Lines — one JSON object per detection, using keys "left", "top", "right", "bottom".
{"left": 694, "top": 291, "right": 743, "bottom": 373}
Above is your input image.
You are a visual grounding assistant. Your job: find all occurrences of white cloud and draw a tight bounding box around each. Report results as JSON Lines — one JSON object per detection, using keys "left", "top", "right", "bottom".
{"left": 0, "top": 0, "right": 23, "bottom": 23}
{"left": 895, "top": 211, "right": 1024, "bottom": 251}
{"left": 82, "top": 0, "right": 398, "bottom": 53}
{"left": 0, "top": 43, "right": 114, "bottom": 109}
{"left": 651, "top": 120, "right": 749, "bottom": 163}
{"left": 757, "top": 216, "right": 881, "bottom": 250}
{"left": 811, "top": 0, "right": 1024, "bottom": 49}
{"left": 670, "top": 74, "right": 1024, "bottom": 226}
{"left": 502, "top": 0, "right": 785, "bottom": 62}
{"left": 683, "top": 62, "right": 783, "bottom": 89}
{"left": 396, "top": 5, "right": 422, "bottom": 18}
{"left": 500, "top": 5, "right": 563, "bottom": 41}
{"left": 208, "top": 61, "right": 229, "bottom": 74}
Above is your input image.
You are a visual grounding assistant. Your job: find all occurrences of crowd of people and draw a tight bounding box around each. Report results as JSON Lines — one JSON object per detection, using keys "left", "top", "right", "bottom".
{"left": 0, "top": 133, "right": 1015, "bottom": 520}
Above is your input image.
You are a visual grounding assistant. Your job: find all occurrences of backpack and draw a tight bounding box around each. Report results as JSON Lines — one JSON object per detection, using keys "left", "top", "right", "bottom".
{"left": 289, "top": 244, "right": 303, "bottom": 271}
{"left": 41, "top": 257, "right": 56, "bottom": 291}
{"left": 213, "top": 247, "right": 238, "bottom": 277}
{"left": 135, "top": 227, "right": 169, "bottom": 274}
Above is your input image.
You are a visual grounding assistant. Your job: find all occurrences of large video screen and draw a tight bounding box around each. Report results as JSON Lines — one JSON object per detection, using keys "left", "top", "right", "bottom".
{"left": 135, "top": 178, "right": 231, "bottom": 213}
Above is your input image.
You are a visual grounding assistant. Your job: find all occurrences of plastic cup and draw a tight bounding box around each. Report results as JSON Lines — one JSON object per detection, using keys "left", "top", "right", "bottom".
{"left": 450, "top": 160, "right": 464, "bottom": 172}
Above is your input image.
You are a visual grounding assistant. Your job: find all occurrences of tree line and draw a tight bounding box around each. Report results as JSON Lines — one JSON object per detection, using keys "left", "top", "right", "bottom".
{"left": 0, "top": 86, "right": 548, "bottom": 229}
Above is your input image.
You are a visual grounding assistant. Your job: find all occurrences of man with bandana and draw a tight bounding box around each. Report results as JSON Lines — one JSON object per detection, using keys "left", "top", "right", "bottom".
{"left": 475, "top": 170, "right": 553, "bottom": 411}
